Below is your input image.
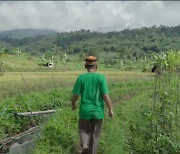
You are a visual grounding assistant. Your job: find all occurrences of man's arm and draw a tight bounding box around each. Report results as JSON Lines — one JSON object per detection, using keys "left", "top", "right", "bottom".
{"left": 71, "top": 94, "right": 79, "bottom": 110}
{"left": 102, "top": 94, "right": 114, "bottom": 118}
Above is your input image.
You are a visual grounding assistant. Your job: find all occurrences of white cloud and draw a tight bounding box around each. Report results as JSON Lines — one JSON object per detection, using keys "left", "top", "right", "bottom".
{"left": 0, "top": 1, "right": 180, "bottom": 32}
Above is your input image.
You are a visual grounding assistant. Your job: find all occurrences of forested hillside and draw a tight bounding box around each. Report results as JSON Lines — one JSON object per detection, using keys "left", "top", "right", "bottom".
{"left": 0, "top": 25, "right": 180, "bottom": 59}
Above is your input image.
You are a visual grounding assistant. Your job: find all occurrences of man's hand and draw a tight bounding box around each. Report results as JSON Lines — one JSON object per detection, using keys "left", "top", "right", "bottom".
{"left": 72, "top": 103, "right": 77, "bottom": 111}
{"left": 102, "top": 94, "right": 114, "bottom": 118}
{"left": 71, "top": 94, "right": 79, "bottom": 111}
{"left": 109, "top": 109, "right": 114, "bottom": 118}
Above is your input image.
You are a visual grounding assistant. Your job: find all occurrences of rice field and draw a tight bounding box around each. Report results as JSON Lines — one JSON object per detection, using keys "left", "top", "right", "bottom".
{"left": 0, "top": 71, "right": 153, "bottom": 100}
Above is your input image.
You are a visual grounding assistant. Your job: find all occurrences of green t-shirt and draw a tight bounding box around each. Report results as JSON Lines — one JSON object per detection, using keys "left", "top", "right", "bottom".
{"left": 72, "top": 72, "right": 109, "bottom": 119}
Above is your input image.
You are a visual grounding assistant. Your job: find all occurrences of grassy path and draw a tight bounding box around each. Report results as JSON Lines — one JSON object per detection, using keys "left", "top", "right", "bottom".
{"left": 33, "top": 79, "right": 153, "bottom": 154}
{"left": 98, "top": 81, "right": 153, "bottom": 154}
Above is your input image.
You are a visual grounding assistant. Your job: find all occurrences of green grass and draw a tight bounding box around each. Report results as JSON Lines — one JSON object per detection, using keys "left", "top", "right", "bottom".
{"left": 0, "top": 70, "right": 153, "bottom": 153}
{"left": 34, "top": 109, "right": 78, "bottom": 154}
{"left": 2, "top": 55, "right": 178, "bottom": 153}
{"left": 0, "top": 69, "right": 178, "bottom": 153}
{"left": 0, "top": 54, "right": 153, "bottom": 72}
{"left": 0, "top": 87, "right": 71, "bottom": 140}
{"left": 33, "top": 78, "right": 179, "bottom": 154}
{"left": 0, "top": 54, "right": 106, "bottom": 72}
{"left": 0, "top": 71, "right": 152, "bottom": 139}
{"left": 99, "top": 88, "right": 152, "bottom": 154}
{"left": 33, "top": 80, "right": 153, "bottom": 154}
{"left": 1, "top": 55, "right": 40, "bottom": 72}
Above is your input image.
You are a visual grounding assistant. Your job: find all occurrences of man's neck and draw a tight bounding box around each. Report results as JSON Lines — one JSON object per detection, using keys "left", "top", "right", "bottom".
{"left": 87, "top": 69, "right": 96, "bottom": 73}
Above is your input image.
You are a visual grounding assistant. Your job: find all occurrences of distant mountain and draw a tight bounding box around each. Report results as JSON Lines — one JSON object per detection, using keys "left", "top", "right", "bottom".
{"left": 0, "top": 29, "right": 57, "bottom": 39}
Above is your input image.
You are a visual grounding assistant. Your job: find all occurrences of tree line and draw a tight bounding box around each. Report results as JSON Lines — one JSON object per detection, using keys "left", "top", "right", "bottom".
{"left": 0, "top": 25, "right": 180, "bottom": 60}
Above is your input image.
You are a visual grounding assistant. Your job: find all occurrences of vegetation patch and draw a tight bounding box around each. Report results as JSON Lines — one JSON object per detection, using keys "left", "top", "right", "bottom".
{"left": 0, "top": 88, "right": 70, "bottom": 140}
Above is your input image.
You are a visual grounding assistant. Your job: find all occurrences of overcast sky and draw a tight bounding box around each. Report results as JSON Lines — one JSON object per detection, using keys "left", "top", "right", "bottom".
{"left": 0, "top": 1, "right": 180, "bottom": 32}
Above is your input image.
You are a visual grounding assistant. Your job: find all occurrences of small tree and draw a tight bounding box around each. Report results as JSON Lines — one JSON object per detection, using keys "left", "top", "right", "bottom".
{"left": 39, "top": 54, "right": 46, "bottom": 66}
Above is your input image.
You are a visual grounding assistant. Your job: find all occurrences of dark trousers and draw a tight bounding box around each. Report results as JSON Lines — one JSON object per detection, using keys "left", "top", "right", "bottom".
{"left": 78, "top": 119, "right": 103, "bottom": 154}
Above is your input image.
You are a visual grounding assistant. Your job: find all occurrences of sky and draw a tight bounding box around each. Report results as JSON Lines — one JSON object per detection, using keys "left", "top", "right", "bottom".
{"left": 0, "top": 1, "right": 180, "bottom": 32}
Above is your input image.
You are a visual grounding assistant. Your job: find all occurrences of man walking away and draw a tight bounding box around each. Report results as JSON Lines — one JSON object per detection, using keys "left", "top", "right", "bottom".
{"left": 71, "top": 56, "right": 114, "bottom": 154}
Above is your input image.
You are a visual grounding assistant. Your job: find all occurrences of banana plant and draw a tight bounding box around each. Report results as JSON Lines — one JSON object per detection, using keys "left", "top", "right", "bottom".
{"left": 166, "top": 50, "right": 180, "bottom": 72}
{"left": 39, "top": 54, "right": 46, "bottom": 66}
{"left": 153, "top": 50, "right": 180, "bottom": 73}
{"left": 153, "top": 52, "right": 166, "bottom": 73}
{"left": 63, "top": 53, "right": 68, "bottom": 71}
{"left": 15, "top": 48, "right": 22, "bottom": 55}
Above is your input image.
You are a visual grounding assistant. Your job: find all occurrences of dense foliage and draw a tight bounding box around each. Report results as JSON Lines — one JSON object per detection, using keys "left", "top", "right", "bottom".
{"left": 1, "top": 25, "right": 180, "bottom": 59}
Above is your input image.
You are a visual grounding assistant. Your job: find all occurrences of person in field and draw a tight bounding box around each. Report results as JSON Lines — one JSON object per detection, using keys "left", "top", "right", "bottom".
{"left": 71, "top": 56, "right": 114, "bottom": 154}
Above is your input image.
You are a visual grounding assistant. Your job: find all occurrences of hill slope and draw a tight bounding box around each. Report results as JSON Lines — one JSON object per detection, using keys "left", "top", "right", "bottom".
{"left": 0, "top": 29, "right": 57, "bottom": 39}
